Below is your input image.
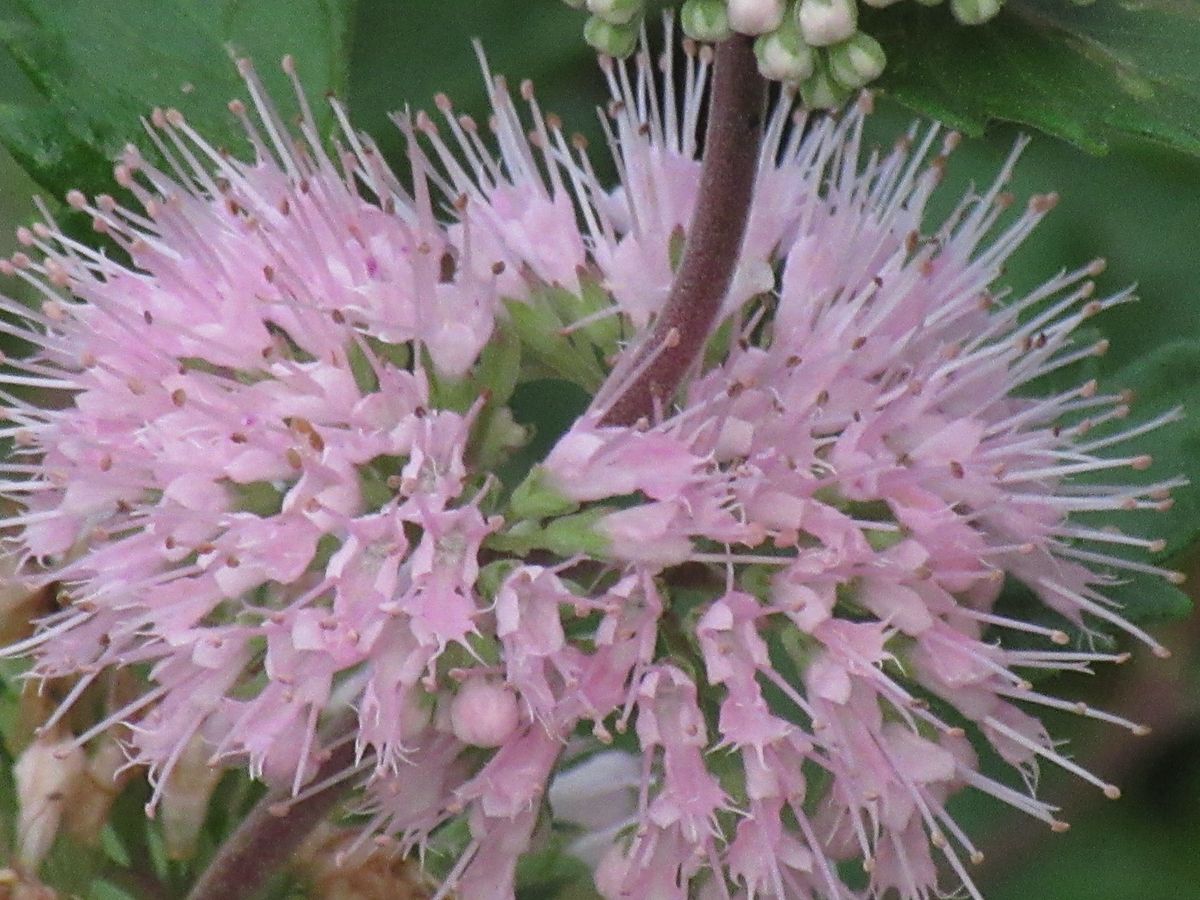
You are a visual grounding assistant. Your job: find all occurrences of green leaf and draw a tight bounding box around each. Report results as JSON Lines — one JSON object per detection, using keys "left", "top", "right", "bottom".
{"left": 866, "top": 0, "right": 1200, "bottom": 156}
{"left": 1104, "top": 572, "right": 1192, "bottom": 624}
{"left": 0, "top": 0, "right": 355, "bottom": 197}
{"left": 1093, "top": 340, "right": 1200, "bottom": 562}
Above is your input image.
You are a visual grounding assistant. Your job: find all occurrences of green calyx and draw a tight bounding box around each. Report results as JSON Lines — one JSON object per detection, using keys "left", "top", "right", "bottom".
{"left": 510, "top": 467, "right": 580, "bottom": 521}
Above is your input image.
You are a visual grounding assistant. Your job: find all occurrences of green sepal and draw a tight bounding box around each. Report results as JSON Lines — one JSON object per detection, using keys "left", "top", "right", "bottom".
{"left": 473, "top": 405, "right": 530, "bottom": 471}
{"left": 541, "top": 508, "right": 613, "bottom": 557}
{"left": 510, "top": 466, "right": 580, "bottom": 521}
{"left": 477, "top": 559, "right": 522, "bottom": 599}
{"left": 476, "top": 322, "right": 522, "bottom": 406}
{"left": 503, "top": 296, "right": 606, "bottom": 390}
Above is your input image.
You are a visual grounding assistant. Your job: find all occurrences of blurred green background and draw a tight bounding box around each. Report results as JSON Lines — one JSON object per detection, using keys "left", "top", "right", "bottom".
{"left": 0, "top": 1, "right": 1198, "bottom": 897}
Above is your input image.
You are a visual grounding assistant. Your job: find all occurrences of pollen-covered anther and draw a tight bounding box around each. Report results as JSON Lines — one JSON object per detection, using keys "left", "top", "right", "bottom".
{"left": 1030, "top": 191, "right": 1060, "bottom": 213}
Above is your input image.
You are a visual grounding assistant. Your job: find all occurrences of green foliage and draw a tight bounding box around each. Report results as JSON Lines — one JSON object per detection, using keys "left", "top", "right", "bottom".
{"left": 866, "top": 0, "right": 1200, "bottom": 156}
{"left": 0, "top": 0, "right": 355, "bottom": 198}
{"left": 1100, "top": 340, "right": 1200, "bottom": 561}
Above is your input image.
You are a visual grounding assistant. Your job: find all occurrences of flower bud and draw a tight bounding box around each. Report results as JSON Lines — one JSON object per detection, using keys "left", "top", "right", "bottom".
{"left": 450, "top": 678, "right": 520, "bottom": 748}
{"left": 0, "top": 869, "right": 56, "bottom": 900}
{"left": 587, "top": 0, "right": 643, "bottom": 26}
{"left": 14, "top": 734, "right": 85, "bottom": 870}
{"left": 561, "top": 0, "right": 587, "bottom": 8}
{"left": 681, "top": 0, "right": 733, "bottom": 42}
{"left": 584, "top": 14, "right": 640, "bottom": 57}
{"left": 827, "top": 32, "right": 886, "bottom": 89}
{"left": 727, "top": 0, "right": 786, "bottom": 35}
{"left": 951, "top": 0, "right": 1003, "bottom": 23}
{"left": 63, "top": 732, "right": 134, "bottom": 845}
{"left": 754, "top": 17, "right": 816, "bottom": 81}
{"left": 0, "top": 550, "right": 53, "bottom": 646}
{"left": 160, "top": 735, "right": 224, "bottom": 860}
{"left": 799, "top": 58, "right": 850, "bottom": 109}
{"left": 796, "top": 0, "right": 857, "bottom": 47}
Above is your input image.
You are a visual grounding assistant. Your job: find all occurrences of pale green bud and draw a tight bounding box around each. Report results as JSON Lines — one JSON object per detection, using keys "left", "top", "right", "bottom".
{"left": 796, "top": 0, "right": 856, "bottom": 47}
{"left": 727, "top": 0, "right": 786, "bottom": 35}
{"left": 681, "top": 0, "right": 733, "bottom": 42}
{"left": 754, "top": 17, "right": 816, "bottom": 82}
{"left": 951, "top": 0, "right": 1003, "bottom": 24}
{"left": 584, "top": 14, "right": 640, "bottom": 57}
{"left": 827, "top": 32, "right": 886, "bottom": 89}
{"left": 799, "top": 57, "right": 850, "bottom": 109}
{"left": 561, "top": 0, "right": 587, "bottom": 8}
{"left": 587, "top": 0, "right": 643, "bottom": 26}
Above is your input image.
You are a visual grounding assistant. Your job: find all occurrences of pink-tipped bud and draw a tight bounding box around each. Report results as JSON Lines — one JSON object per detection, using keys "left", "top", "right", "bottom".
{"left": 450, "top": 678, "right": 519, "bottom": 748}
{"left": 728, "top": 0, "right": 787, "bottom": 35}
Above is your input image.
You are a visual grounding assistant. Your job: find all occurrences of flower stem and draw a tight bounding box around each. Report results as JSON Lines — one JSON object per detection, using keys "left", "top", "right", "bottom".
{"left": 600, "top": 33, "right": 766, "bottom": 426}
{"left": 185, "top": 731, "right": 358, "bottom": 900}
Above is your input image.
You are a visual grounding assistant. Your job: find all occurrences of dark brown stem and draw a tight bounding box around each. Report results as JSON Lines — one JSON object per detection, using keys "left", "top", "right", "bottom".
{"left": 599, "top": 33, "right": 766, "bottom": 426}
{"left": 186, "top": 732, "right": 359, "bottom": 900}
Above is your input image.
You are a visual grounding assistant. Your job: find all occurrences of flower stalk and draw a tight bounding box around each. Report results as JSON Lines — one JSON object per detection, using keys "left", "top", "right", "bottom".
{"left": 599, "top": 33, "right": 766, "bottom": 425}
{"left": 186, "top": 731, "right": 359, "bottom": 900}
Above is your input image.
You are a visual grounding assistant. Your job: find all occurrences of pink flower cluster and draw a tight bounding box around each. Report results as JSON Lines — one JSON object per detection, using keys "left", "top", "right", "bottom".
{"left": 0, "top": 29, "right": 1180, "bottom": 900}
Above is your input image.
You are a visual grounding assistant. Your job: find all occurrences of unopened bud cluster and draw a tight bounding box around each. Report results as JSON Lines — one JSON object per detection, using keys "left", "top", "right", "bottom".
{"left": 570, "top": 0, "right": 1003, "bottom": 105}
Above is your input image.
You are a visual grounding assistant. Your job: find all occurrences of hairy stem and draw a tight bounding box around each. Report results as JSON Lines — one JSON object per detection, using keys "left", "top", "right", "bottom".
{"left": 600, "top": 33, "right": 766, "bottom": 426}
{"left": 186, "top": 731, "right": 359, "bottom": 900}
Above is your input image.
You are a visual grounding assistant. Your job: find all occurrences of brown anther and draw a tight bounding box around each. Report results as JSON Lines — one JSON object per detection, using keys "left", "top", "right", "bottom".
{"left": 1030, "top": 192, "right": 1060, "bottom": 213}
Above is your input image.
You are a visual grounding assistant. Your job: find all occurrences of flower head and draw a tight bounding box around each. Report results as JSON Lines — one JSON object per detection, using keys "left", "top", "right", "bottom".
{"left": 0, "top": 26, "right": 1181, "bottom": 900}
